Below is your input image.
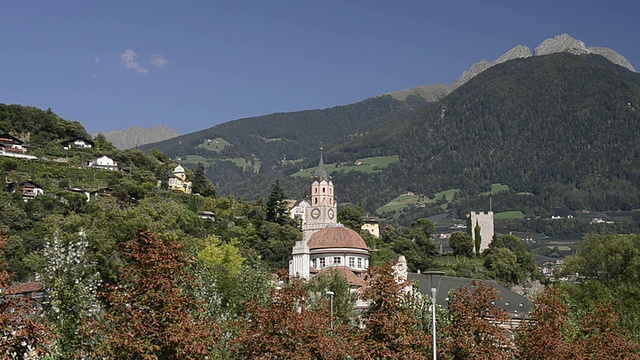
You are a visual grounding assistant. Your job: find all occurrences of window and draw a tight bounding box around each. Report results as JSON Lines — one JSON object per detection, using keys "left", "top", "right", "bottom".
{"left": 357, "top": 258, "right": 362, "bottom": 268}
{"left": 333, "top": 257, "right": 341, "bottom": 265}
{"left": 318, "top": 258, "right": 325, "bottom": 268}
{"left": 349, "top": 257, "right": 355, "bottom": 267}
{"left": 322, "top": 187, "right": 326, "bottom": 193}
{"left": 311, "top": 259, "right": 316, "bottom": 268}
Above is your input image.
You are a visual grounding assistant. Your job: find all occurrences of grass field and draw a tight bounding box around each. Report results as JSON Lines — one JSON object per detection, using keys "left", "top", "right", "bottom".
{"left": 184, "top": 155, "right": 208, "bottom": 163}
{"left": 482, "top": 183, "right": 509, "bottom": 195}
{"left": 292, "top": 155, "right": 399, "bottom": 177}
{"left": 494, "top": 211, "right": 525, "bottom": 220}
{"left": 196, "top": 138, "right": 231, "bottom": 152}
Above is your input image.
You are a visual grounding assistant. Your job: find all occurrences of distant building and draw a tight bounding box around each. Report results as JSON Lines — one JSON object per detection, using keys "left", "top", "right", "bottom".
{"left": 361, "top": 215, "right": 381, "bottom": 238}
{"left": 288, "top": 199, "right": 310, "bottom": 224}
{"left": 7, "top": 180, "right": 44, "bottom": 200}
{"left": 468, "top": 211, "right": 494, "bottom": 253}
{"left": 87, "top": 156, "right": 118, "bottom": 171}
{"left": 168, "top": 164, "right": 192, "bottom": 194}
{"left": 290, "top": 150, "right": 370, "bottom": 304}
{"left": 62, "top": 137, "right": 95, "bottom": 149}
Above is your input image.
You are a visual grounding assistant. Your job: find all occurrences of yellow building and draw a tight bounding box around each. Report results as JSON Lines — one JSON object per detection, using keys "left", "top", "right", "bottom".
{"left": 168, "top": 164, "right": 192, "bottom": 194}
{"left": 361, "top": 215, "right": 381, "bottom": 238}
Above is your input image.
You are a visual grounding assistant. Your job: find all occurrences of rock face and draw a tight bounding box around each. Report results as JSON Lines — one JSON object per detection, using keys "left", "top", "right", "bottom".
{"left": 535, "top": 33, "right": 588, "bottom": 55}
{"left": 494, "top": 45, "right": 532, "bottom": 65}
{"left": 452, "top": 60, "right": 491, "bottom": 89}
{"left": 385, "top": 83, "right": 451, "bottom": 102}
{"left": 452, "top": 33, "right": 635, "bottom": 88}
{"left": 93, "top": 125, "right": 181, "bottom": 150}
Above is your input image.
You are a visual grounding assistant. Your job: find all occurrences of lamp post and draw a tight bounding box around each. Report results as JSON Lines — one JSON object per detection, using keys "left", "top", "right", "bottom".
{"left": 326, "top": 290, "right": 334, "bottom": 331}
{"left": 425, "top": 271, "right": 445, "bottom": 360}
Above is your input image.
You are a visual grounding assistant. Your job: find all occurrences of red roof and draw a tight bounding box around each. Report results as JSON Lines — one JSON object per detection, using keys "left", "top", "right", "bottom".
{"left": 316, "top": 266, "right": 366, "bottom": 288}
{"left": 308, "top": 226, "right": 369, "bottom": 251}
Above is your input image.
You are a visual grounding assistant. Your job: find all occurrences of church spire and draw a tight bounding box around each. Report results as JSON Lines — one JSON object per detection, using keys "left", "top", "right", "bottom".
{"left": 313, "top": 147, "right": 329, "bottom": 181}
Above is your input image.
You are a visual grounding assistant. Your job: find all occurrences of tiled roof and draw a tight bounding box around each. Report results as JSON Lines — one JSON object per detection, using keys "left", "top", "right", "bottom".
{"left": 309, "top": 226, "right": 369, "bottom": 251}
{"left": 316, "top": 266, "right": 366, "bottom": 288}
{"left": 407, "top": 273, "right": 531, "bottom": 317}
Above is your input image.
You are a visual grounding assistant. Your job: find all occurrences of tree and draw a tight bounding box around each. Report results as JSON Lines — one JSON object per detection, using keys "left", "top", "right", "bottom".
{"left": 230, "top": 277, "right": 349, "bottom": 359}
{"left": 338, "top": 206, "right": 363, "bottom": 232}
{"left": 94, "top": 230, "right": 219, "bottom": 359}
{"left": 192, "top": 162, "right": 215, "bottom": 197}
{"left": 473, "top": 220, "right": 482, "bottom": 255}
{"left": 354, "top": 262, "right": 430, "bottom": 359}
{"left": 440, "top": 281, "right": 516, "bottom": 360}
{"left": 449, "top": 231, "right": 474, "bottom": 257}
{"left": 484, "top": 247, "right": 519, "bottom": 284}
{"left": 265, "top": 180, "right": 289, "bottom": 225}
{"left": 562, "top": 233, "right": 640, "bottom": 335}
{"left": 516, "top": 288, "right": 574, "bottom": 360}
{"left": 308, "top": 269, "right": 357, "bottom": 325}
{"left": 0, "top": 232, "right": 51, "bottom": 359}
{"left": 42, "top": 228, "right": 100, "bottom": 359}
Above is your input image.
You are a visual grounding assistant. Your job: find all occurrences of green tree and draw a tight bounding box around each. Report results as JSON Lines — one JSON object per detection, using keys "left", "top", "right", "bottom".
{"left": 473, "top": 220, "right": 482, "bottom": 255}
{"left": 308, "top": 269, "right": 357, "bottom": 325}
{"left": 192, "top": 162, "right": 215, "bottom": 197}
{"left": 449, "top": 231, "right": 474, "bottom": 257}
{"left": 338, "top": 206, "right": 363, "bottom": 232}
{"left": 265, "top": 180, "right": 289, "bottom": 225}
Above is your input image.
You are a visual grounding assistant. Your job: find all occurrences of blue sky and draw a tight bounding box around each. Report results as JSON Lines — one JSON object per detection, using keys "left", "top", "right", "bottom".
{"left": 1, "top": 1, "right": 639, "bottom": 134}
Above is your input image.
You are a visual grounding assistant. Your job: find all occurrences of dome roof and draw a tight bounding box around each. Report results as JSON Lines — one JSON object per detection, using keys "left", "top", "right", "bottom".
{"left": 308, "top": 226, "right": 369, "bottom": 251}
{"left": 173, "top": 164, "right": 185, "bottom": 173}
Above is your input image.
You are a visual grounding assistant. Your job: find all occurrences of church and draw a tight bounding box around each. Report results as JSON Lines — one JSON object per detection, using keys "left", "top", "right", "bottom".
{"left": 289, "top": 151, "right": 371, "bottom": 291}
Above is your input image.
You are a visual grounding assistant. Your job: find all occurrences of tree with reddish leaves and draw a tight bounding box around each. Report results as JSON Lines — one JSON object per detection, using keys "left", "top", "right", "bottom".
{"left": 230, "top": 276, "right": 350, "bottom": 359}
{"left": 93, "top": 230, "right": 219, "bottom": 359}
{"left": 516, "top": 288, "right": 574, "bottom": 360}
{"left": 353, "top": 262, "right": 430, "bottom": 360}
{"left": 440, "top": 280, "right": 516, "bottom": 360}
{"left": 0, "top": 232, "right": 51, "bottom": 359}
{"left": 576, "top": 302, "right": 640, "bottom": 359}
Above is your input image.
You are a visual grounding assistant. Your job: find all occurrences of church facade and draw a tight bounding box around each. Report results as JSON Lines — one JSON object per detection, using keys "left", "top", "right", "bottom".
{"left": 289, "top": 151, "right": 371, "bottom": 284}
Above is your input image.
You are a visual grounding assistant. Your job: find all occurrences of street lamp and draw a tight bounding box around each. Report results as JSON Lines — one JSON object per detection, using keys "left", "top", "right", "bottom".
{"left": 326, "top": 290, "right": 334, "bottom": 331}
{"left": 425, "top": 271, "right": 445, "bottom": 360}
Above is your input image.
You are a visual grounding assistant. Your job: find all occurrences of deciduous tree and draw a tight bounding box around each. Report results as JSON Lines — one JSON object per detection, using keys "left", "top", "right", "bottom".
{"left": 94, "top": 230, "right": 219, "bottom": 359}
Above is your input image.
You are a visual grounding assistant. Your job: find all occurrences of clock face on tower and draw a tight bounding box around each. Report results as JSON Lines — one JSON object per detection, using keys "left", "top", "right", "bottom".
{"left": 311, "top": 208, "right": 321, "bottom": 219}
{"left": 328, "top": 208, "right": 335, "bottom": 220}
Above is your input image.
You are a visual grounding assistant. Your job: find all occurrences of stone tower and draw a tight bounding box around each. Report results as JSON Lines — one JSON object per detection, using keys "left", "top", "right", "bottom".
{"left": 468, "top": 211, "right": 494, "bottom": 253}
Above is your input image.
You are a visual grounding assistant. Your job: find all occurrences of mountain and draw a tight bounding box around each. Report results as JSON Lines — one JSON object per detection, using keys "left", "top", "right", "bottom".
{"left": 93, "top": 125, "right": 180, "bottom": 150}
{"left": 141, "top": 39, "right": 640, "bottom": 216}
{"left": 337, "top": 52, "right": 640, "bottom": 213}
{"left": 452, "top": 33, "right": 635, "bottom": 89}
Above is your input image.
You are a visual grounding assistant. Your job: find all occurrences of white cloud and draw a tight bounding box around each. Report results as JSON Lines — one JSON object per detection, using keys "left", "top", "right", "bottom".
{"left": 94, "top": 56, "right": 100, "bottom": 65}
{"left": 121, "top": 49, "right": 148, "bottom": 74}
{"left": 151, "top": 54, "right": 170, "bottom": 68}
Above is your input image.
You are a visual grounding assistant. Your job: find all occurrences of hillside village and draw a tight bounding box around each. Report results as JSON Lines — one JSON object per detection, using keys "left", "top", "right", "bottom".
{"left": 2, "top": 107, "right": 640, "bottom": 357}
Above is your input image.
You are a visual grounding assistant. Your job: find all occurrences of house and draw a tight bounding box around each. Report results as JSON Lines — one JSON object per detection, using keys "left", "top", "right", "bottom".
{"left": 62, "top": 137, "right": 95, "bottom": 149}
{"left": 198, "top": 211, "right": 215, "bottom": 220}
{"left": 0, "top": 133, "right": 26, "bottom": 153}
{"left": 397, "top": 258, "right": 532, "bottom": 326}
{"left": 63, "top": 187, "right": 91, "bottom": 202}
{"left": 361, "top": 215, "right": 381, "bottom": 238}
{"left": 0, "top": 133, "right": 36, "bottom": 159}
{"left": 288, "top": 199, "right": 310, "bottom": 224}
{"left": 168, "top": 164, "right": 192, "bottom": 194}
{"left": 89, "top": 186, "right": 115, "bottom": 201}
{"left": 1, "top": 281, "right": 46, "bottom": 315}
{"left": 87, "top": 156, "right": 118, "bottom": 171}
{"left": 7, "top": 180, "right": 44, "bottom": 200}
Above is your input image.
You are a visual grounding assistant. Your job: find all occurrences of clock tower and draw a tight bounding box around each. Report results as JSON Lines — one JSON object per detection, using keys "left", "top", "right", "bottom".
{"left": 290, "top": 149, "right": 338, "bottom": 279}
{"left": 302, "top": 148, "right": 337, "bottom": 241}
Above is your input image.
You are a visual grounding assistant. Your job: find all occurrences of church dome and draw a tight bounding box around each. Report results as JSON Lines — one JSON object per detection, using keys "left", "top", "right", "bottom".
{"left": 308, "top": 226, "right": 369, "bottom": 251}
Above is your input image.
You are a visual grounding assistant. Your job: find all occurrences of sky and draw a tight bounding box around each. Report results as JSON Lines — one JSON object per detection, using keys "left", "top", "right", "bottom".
{"left": 1, "top": 1, "right": 639, "bottom": 134}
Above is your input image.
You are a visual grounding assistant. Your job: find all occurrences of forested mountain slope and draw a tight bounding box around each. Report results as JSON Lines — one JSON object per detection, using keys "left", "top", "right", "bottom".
{"left": 339, "top": 53, "right": 640, "bottom": 211}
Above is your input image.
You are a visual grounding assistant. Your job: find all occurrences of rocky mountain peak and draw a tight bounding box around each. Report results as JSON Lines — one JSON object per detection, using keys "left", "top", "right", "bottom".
{"left": 534, "top": 33, "right": 588, "bottom": 56}
{"left": 452, "top": 34, "right": 636, "bottom": 89}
